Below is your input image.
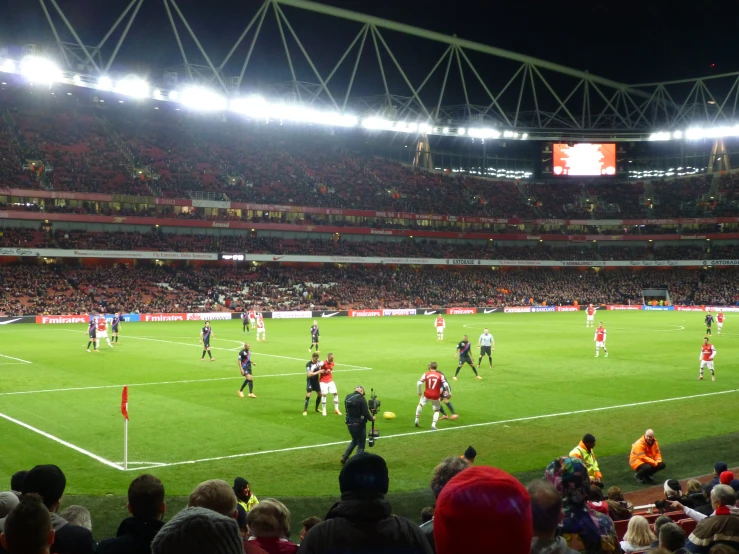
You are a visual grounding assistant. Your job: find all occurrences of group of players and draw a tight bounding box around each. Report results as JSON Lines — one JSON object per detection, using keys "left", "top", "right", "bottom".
{"left": 240, "top": 309, "right": 267, "bottom": 341}
{"left": 85, "top": 313, "right": 122, "bottom": 352}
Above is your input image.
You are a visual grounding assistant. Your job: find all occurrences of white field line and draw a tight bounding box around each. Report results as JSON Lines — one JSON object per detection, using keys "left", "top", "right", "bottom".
{"left": 130, "top": 387, "right": 739, "bottom": 471}
{"left": 0, "top": 411, "right": 123, "bottom": 471}
{"left": 0, "top": 363, "right": 33, "bottom": 366}
{"left": 0, "top": 368, "right": 372, "bottom": 398}
{"left": 0, "top": 354, "right": 33, "bottom": 364}
{"left": 56, "top": 330, "right": 373, "bottom": 370}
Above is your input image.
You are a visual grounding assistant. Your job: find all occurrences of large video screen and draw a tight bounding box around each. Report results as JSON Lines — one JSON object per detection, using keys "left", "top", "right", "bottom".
{"left": 553, "top": 143, "right": 616, "bottom": 176}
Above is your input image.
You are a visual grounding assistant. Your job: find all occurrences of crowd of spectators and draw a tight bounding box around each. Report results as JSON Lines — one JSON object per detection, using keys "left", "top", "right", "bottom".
{"left": 2, "top": 263, "right": 738, "bottom": 316}
{"left": 0, "top": 86, "right": 732, "bottom": 221}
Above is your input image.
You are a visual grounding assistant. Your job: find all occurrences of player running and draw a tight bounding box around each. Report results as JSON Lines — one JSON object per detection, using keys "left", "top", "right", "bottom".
{"left": 454, "top": 335, "right": 481, "bottom": 380}
{"left": 586, "top": 304, "right": 596, "bottom": 328}
{"left": 717, "top": 311, "right": 725, "bottom": 335}
{"left": 705, "top": 312, "right": 714, "bottom": 336}
{"left": 111, "top": 313, "right": 122, "bottom": 344}
{"left": 415, "top": 362, "right": 451, "bottom": 431}
{"left": 86, "top": 315, "right": 98, "bottom": 352}
{"left": 477, "top": 328, "right": 494, "bottom": 369}
{"left": 438, "top": 373, "right": 459, "bottom": 421}
{"left": 241, "top": 311, "right": 250, "bottom": 334}
{"left": 96, "top": 315, "right": 113, "bottom": 349}
{"left": 309, "top": 321, "right": 320, "bottom": 352}
{"left": 255, "top": 313, "right": 266, "bottom": 342}
{"left": 319, "top": 352, "right": 341, "bottom": 416}
{"left": 237, "top": 343, "right": 257, "bottom": 398}
{"left": 698, "top": 337, "right": 716, "bottom": 381}
{"left": 594, "top": 322, "right": 608, "bottom": 357}
{"left": 200, "top": 321, "right": 215, "bottom": 361}
{"left": 303, "top": 352, "right": 323, "bottom": 415}
{"left": 435, "top": 315, "right": 446, "bottom": 341}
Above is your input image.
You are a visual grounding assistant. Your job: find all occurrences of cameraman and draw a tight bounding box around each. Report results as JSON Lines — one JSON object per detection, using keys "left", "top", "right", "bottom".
{"left": 340, "top": 386, "right": 375, "bottom": 465}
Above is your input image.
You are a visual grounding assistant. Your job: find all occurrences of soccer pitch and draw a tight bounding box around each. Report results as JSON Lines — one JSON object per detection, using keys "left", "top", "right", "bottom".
{"left": 0, "top": 311, "right": 737, "bottom": 497}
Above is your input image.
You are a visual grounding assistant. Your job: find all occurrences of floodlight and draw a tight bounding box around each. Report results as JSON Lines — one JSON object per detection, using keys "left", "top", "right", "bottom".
{"left": 98, "top": 76, "right": 113, "bottom": 91}
{"left": 672, "top": 130, "right": 682, "bottom": 139}
{"left": 458, "top": 128, "right": 466, "bottom": 135}
{"left": 1, "top": 59, "right": 15, "bottom": 73}
{"left": 468, "top": 128, "right": 501, "bottom": 139}
{"left": 362, "top": 117, "right": 393, "bottom": 131}
{"left": 72, "top": 74, "right": 82, "bottom": 84}
{"left": 230, "top": 95, "right": 268, "bottom": 117}
{"left": 169, "top": 90, "right": 179, "bottom": 101}
{"left": 19, "top": 56, "right": 62, "bottom": 84}
{"left": 116, "top": 76, "right": 149, "bottom": 99}
{"left": 179, "top": 86, "right": 227, "bottom": 111}
{"left": 418, "top": 123, "right": 432, "bottom": 134}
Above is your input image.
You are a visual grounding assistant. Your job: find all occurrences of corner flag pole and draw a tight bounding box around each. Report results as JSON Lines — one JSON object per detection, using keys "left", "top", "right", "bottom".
{"left": 121, "top": 386, "right": 129, "bottom": 471}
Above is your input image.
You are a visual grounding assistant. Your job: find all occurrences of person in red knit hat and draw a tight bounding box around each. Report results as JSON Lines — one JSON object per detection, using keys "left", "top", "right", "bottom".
{"left": 433, "top": 466, "right": 532, "bottom": 554}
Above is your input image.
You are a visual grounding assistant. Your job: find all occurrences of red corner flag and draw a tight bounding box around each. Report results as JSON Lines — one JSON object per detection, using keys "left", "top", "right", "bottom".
{"left": 121, "top": 386, "right": 129, "bottom": 420}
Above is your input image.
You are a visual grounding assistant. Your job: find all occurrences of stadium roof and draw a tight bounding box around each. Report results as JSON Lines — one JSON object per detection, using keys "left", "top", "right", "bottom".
{"left": 4, "top": 0, "right": 739, "bottom": 140}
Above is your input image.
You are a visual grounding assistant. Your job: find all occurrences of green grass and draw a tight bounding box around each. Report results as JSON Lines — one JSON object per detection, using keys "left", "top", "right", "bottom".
{"left": 1, "top": 312, "right": 737, "bottom": 510}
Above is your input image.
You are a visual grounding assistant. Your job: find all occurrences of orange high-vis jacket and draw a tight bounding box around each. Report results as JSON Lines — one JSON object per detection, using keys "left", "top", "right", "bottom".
{"left": 629, "top": 435, "right": 662, "bottom": 470}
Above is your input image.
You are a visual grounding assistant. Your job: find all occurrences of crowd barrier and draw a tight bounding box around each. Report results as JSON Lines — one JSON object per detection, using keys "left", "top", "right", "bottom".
{"left": 1, "top": 305, "right": 736, "bottom": 325}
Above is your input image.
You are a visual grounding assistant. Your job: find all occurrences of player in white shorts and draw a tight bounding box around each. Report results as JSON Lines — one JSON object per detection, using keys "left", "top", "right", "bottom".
{"left": 586, "top": 304, "right": 595, "bottom": 327}
{"left": 255, "top": 313, "right": 266, "bottom": 341}
{"left": 717, "top": 311, "right": 725, "bottom": 335}
{"left": 318, "top": 353, "right": 341, "bottom": 416}
{"left": 698, "top": 337, "right": 716, "bottom": 381}
{"left": 248, "top": 308, "right": 256, "bottom": 328}
{"left": 594, "top": 322, "right": 608, "bottom": 357}
{"left": 434, "top": 315, "right": 445, "bottom": 341}
{"left": 96, "top": 316, "right": 113, "bottom": 348}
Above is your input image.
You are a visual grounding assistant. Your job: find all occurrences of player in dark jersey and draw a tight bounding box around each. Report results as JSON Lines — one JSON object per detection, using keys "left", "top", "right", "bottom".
{"left": 242, "top": 311, "right": 250, "bottom": 334}
{"left": 86, "top": 316, "right": 98, "bottom": 352}
{"left": 705, "top": 312, "right": 714, "bottom": 336}
{"left": 303, "top": 352, "right": 323, "bottom": 415}
{"left": 438, "top": 371, "right": 459, "bottom": 420}
{"left": 454, "top": 335, "right": 480, "bottom": 380}
{"left": 237, "top": 343, "right": 257, "bottom": 398}
{"left": 111, "top": 313, "right": 121, "bottom": 344}
{"left": 199, "top": 321, "right": 215, "bottom": 361}
{"left": 309, "top": 321, "right": 320, "bottom": 352}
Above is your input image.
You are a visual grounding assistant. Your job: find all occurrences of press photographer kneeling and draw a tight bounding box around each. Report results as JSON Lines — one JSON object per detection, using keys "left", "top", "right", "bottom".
{"left": 340, "top": 386, "right": 376, "bottom": 465}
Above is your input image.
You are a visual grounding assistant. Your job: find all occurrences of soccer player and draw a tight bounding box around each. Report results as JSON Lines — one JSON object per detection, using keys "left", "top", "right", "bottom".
{"left": 255, "top": 313, "right": 266, "bottom": 342}
{"left": 415, "top": 362, "right": 450, "bottom": 431}
{"left": 477, "top": 328, "right": 494, "bottom": 369}
{"left": 111, "top": 312, "right": 122, "bottom": 344}
{"left": 319, "top": 352, "right": 341, "bottom": 416}
{"left": 586, "top": 304, "right": 596, "bottom": 328}
{"left": 96, "top": 315, "right": 113, "bottom": 349}
{"left": 241, "top": 311, "right": 250, "bottom": 334}
{"left": 698, "top": 337, "right": 716, "bottom": 381}
{"left": 705, "top": 311, "right": 714, "bottom": 336}
{"left": 237, "top": 343, "right": 257, "bottom": 398}
{"left": 309, "top": 320, "right": 320, "bottom": 352}
{"left": 438, "top": 376, "right": 459, "bottom": 421}
{"left": 454, "top": 335, "right": 480, "bottom": 380}
{"left": 435, "top": 315, "right": 446, "bottom": 341}
{"left": 248, "top": 308, "right": 257, "bottom": 329}
{"left": 717, "top": 310, "right": 725, "bottom": 335}
{"left": 303, "top": 352, "right": 323, "bottom": 415}
{"left": 86, "top": 315, "right": 97, "bottom": 352}
{"left": 594, "top": 322, "right": 608, "bottom": 357}
{"left": 200, "top": 321, "right": 215, "bottom": 361}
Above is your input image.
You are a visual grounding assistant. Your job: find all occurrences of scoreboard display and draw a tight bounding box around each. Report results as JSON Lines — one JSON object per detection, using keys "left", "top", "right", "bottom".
{"left": 553, "top": 143, "right": 616, "bottom": 176}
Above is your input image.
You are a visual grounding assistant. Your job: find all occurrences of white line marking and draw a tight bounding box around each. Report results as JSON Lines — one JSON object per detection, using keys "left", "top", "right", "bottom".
{"left": 0, "top": 368, "right": 372, "bottom": 397}
{"left": 0, "top": 354, "right": 33, "bottom": 364}
{"left": 55, "top": 330, "right": 373, "bottom": 370}
{"left": 0, "top": 411, "right": 123, "bottom": 471}
{"left": 0, "top": 363, "right": 33, "bottom": 366}
{"left": 131, "top": 387, "right": 739, "bottom": 471}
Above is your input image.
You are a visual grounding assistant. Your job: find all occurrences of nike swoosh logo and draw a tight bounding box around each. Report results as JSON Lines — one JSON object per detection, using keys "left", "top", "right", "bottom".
{"left": 424, "top": 310, "right": 436, "bottom": 315}
{"left": 322, "top": 312, "right": 339, "bottom": 317}
{"left": 483, "top": 309, "right": 496, "bottom": 314}
{"left": 272, "top": 255, "right": 284, "bottom": 261}
{"left": 0, "top": 318, "right": 22, "bottom": 325}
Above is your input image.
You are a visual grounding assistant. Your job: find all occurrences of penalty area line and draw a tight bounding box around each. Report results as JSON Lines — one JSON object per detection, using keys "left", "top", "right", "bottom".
{"left": 131, "top": 387, "right": 739, "bottom": 471}
{"left": 0, "top": 411, "right": 123, "bottom": 471}
{"left": 0, "top": 354, "right": 33, "bottom": 364}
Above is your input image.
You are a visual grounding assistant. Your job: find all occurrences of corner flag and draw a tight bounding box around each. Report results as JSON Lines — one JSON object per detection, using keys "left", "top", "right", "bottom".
{"left": 121, "top": 386, "right": 129, "bottom": 470}
{"left": 121, "top": 386, "right": 129, "bottom": 420}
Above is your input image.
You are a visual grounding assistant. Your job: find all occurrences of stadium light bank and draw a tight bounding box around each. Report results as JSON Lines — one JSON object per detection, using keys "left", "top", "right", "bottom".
{"left": 649, "top": 126, "right": 739, "bottom": 141}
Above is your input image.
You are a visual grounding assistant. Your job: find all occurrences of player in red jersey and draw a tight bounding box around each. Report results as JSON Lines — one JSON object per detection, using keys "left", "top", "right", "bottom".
{"left": 255, "top": 313, "right": 266, "bottom": 342}
{"left": 717, "top": 311, "right": 725, "bottom": 335}
{"left": 415, "top": 362, "right": 450, "bottom": 431}
{"left": 248, "top": 308, "right": 256, "bottom": 329}
{"left": 435, "top": 315, "right": 446, "bottom": 341}
{"left": 319, "top": 352, "right": 341, "bottom": 416}
{"left": 594, "top": 322, "right": 608, "bottom": 357}
{"left": 586, "top": 304, "right": 596, "bottom": 328}
{"left": 96, "top": 316, "right": 113, "bottom": 349}
{"left": 698, "top": 337, "right": 716, "bottom": 381}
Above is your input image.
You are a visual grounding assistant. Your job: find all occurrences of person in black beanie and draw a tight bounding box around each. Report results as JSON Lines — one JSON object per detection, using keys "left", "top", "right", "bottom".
{"left": 710, "top": 462, "right": 728, "bottom": 486}
{"left": 297, "top": 453, "right": 432, "bottom": 554}
{"left": 461, "top": 446, "right": 476, "bottom": 465}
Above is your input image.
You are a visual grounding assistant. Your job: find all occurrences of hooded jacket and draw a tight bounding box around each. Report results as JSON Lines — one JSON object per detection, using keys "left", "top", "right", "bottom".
{"left": 95, "top": 516, "right": 165, "bottom": 554}
{"left": 297, "top": 494, "right": 432, "bottom": 554}
{"left": 629, "top": 435, "right": 662, "bottom": 470}
{"left": 569, "top": 441, "right": 602, "bottom": 481}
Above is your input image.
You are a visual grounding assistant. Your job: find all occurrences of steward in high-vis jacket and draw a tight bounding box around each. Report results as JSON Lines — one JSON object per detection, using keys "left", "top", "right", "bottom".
{"left": 569, "top": 433, "right": 603, "bottom": 484}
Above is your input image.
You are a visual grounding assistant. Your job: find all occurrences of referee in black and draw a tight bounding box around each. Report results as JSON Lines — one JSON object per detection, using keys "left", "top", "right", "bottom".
{"left": 340, "top": 385, "right": 375, "bottom": 465}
